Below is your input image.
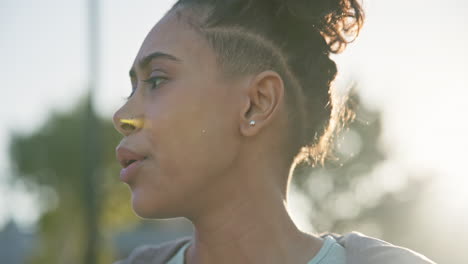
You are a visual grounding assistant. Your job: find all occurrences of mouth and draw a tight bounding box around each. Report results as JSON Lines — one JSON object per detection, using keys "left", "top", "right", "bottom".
{"left": 116, "top": 146, "right": 148, "bottom": 169}
{"left": 124, "top": 157, "right": 147, "bottom": 168}
{"left": 126, "top": 159, "right": 137, "bottom": 167}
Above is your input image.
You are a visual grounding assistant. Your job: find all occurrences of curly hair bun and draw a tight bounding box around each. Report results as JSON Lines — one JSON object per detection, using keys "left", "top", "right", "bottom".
{"left": 278, "top": 0, "right": 364, "bottom": 53}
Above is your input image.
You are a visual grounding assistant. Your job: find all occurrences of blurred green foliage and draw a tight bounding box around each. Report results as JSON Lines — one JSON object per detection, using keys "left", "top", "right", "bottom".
{"left": 293, "top": 91, "right": 387, "bottom": 231}
{"left": 291, "top": 90, "right": 436, "bottom": 259}
{"left": 9, "top": 93, "right": 137, "bottom": 263}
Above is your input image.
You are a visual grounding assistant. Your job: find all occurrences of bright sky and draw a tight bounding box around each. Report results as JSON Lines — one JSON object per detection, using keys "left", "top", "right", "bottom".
{"left": 1, "top": 0, "right": 467, "bottom": 230}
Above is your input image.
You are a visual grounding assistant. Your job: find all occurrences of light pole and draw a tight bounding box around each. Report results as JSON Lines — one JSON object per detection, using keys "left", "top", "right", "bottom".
{"left": 83, "top": 0, "right": 101, "bottom": 263}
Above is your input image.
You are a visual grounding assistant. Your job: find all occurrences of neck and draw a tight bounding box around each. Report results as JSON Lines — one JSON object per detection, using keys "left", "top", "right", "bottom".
{"left": 184, "top": 159, "right": 323, "bottom": 264}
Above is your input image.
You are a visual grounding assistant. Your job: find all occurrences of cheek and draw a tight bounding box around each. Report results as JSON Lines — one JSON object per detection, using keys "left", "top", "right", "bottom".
{"left": 152, "top": 92, "right": 238, "bottom": 176}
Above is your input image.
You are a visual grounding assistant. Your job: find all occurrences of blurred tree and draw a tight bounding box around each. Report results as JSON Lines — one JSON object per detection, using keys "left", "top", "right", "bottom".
{"left": 9, "top": 93, "right": 137, "bottom": 263}
{"left": 291, "top": 88, "right": 438, "bottom": 260}
{"left": 292, "top": 88, "right": 387, "bottom": 232}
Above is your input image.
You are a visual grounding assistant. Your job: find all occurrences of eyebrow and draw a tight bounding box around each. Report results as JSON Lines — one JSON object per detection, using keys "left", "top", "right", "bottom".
{"left": 129, "top": 51, "right": 182, "bottom": 77}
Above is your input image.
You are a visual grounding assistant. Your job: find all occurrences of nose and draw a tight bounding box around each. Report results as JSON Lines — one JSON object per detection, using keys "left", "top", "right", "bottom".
{"left": 112, "top": 108, "right": 142, "bottom": 136}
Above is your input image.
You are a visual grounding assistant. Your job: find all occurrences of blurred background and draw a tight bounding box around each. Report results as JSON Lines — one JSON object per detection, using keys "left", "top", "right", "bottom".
{"left": 1, "top": 0, "right": 467, "bottom": 263}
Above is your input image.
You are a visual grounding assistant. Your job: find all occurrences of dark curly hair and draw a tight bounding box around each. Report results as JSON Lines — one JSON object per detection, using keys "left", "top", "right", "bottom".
{"left": 169, "top": 0, "right": 364, "bottom": 170}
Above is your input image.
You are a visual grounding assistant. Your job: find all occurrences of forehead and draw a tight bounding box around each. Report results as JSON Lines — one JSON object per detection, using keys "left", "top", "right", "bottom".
{"left": 132, "top": 9, "right": 212, "bottom": 70}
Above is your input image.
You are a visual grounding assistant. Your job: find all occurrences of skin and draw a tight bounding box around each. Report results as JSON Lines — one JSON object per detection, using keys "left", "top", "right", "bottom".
{"left": 113, "top": 8, "right": 323, "bottom": 264}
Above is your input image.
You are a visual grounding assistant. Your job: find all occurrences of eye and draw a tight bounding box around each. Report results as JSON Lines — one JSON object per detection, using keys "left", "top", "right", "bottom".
{"left": 125, "top": 76, "right": 167, "bottom": 101}
{"left": 142, "top": 76, "right": 167, "bottom": 90}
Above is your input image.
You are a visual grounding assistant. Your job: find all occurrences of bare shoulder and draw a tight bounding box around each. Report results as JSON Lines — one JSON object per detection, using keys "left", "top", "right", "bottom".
{"left": 330, "top": 231, "right": 437, "bottom": 264}
{"left": 113, "top": 236, "right": 192, "bottom": 264}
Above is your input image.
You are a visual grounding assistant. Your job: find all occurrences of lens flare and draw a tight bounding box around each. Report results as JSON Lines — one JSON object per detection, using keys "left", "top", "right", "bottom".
{"left": 120, "top": 118, "right": 145, "bottom": 129}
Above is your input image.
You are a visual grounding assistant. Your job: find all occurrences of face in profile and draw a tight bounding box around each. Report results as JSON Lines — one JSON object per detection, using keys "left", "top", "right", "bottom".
{"left": 113, "top": 10, "right": 244, "bottom": 219}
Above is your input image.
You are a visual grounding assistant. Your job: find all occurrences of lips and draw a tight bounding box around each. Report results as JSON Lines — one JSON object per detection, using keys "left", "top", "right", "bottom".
{"left": 116, "top": 147, "right": 147, "bottom": 169}
{"left": 116, "top": 146, "right": 147, "bottom": 183}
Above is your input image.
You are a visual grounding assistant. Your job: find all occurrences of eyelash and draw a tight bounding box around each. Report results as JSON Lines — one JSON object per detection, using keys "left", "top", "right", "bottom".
{"left": 143, "top": 76, "right": 167, "bottom": 90}
{"left": 126, "top": 76, "right": 167, "bottom": 100}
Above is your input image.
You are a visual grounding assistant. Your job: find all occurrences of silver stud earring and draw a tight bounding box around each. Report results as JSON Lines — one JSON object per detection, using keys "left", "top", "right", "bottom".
{"left": 249, "top": 120, "right": 256, "bottom": 126}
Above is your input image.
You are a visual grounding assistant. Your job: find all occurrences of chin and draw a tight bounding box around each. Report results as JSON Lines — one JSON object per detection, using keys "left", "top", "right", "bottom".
{"left": 131, "top": 190, "right": 181, "bottom": 219}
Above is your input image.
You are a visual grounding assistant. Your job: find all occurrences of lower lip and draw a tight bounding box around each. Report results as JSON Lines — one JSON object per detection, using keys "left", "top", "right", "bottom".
{"left": 120, "top": 159, "right": 145, "bottom": 183}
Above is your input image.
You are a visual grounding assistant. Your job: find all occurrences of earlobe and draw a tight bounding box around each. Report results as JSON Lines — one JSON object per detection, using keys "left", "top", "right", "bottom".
{"left": 239, "top": 97, "right": 259, "bottom": 137}
{"left": 240, "top": 118, "right": 260, "bottom": 137}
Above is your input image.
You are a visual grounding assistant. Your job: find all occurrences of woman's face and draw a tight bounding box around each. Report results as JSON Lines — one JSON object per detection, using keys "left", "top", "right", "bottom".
{"left": 113, "top": 10, "right": 243, "bottom": 218}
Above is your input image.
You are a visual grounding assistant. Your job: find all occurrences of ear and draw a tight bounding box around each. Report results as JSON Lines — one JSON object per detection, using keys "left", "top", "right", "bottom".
{"left": 239, "top": 70, "right": 284, "bottom": 137}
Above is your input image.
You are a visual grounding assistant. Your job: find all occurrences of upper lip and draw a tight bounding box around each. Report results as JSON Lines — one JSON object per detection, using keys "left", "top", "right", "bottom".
{"left": 116, "top": 146, "right": 147, "bottom": 168}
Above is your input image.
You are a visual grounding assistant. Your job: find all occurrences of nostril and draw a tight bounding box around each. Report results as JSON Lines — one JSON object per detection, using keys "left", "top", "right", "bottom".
{"left": 121, "top": 123, "right": 135, "bottom": 131}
